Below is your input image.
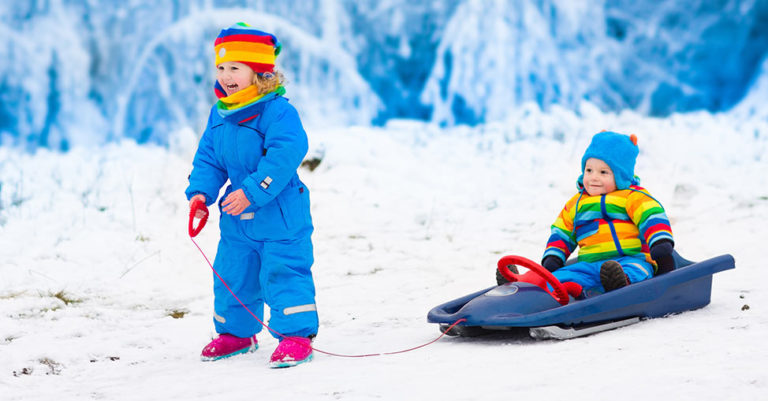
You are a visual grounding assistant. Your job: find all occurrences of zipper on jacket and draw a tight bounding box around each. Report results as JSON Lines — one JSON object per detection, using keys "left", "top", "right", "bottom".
{"left": 601, "top": 195, "right": 626, "bottom": 257}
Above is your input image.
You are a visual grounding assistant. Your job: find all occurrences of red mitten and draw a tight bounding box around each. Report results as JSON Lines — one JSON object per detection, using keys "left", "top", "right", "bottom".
{"left": 563, "top": 282, "right": 583, "bottom": 298}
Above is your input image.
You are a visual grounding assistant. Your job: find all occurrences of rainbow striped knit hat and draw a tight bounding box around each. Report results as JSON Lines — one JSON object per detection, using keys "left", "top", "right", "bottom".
{"left": 214, "top": 22, "right": 282, "bottom": 73}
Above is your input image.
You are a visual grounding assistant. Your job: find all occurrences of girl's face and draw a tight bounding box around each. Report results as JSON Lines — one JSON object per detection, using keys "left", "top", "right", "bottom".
{"left": 583, "top": 158, "right": 617, "bottom": 196}
{"left": 216, "top": 61, "right": 255, "bottom": 96}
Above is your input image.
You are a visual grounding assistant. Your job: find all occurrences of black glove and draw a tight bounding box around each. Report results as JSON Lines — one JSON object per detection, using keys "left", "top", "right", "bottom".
{"left": 650, "top": 240, "right": 675, "bottom": 275}
{"left": 541, "top": 255, "right": 564, "bottom": 272}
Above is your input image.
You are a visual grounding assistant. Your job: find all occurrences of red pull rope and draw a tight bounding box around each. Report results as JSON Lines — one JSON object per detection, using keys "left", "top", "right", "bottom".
{"left": 190, "top": 236, "right": 465, "bottom": 358}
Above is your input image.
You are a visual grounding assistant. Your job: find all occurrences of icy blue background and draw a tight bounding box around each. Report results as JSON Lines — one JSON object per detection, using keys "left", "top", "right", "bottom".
{"left": 1, "top": 0, "right": 767, "bottom": 150}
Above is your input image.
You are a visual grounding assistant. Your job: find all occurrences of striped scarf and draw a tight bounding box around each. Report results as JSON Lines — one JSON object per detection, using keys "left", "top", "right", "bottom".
{"left": 214, "top": 81, "right": 286, "bottom": 118}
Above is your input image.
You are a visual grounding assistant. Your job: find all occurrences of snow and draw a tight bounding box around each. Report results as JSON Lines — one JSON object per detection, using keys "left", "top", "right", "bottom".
{"left": 1, "top": 105, "right": 766, "bottom": 400}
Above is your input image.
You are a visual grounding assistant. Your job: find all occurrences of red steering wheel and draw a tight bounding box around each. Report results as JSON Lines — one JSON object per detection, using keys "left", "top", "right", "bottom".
{"left": 188, "top": 198, "right": 209, "bottom": 238}
{"left": 497, "top": 255, "right": 570, "bottom": 305}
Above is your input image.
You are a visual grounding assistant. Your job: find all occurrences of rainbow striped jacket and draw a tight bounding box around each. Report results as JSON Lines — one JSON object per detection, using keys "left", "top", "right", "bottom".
{"left": 543, "top": 185, "right": 673, "bottom": 266}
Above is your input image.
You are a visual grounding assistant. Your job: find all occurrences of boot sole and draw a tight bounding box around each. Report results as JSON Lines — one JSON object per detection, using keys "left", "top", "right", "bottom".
{"left": 600, "top": 262, "right": 629, "bottom": 292}
{"left": 269, "top": 352, "right": 313, "bottom": 368}
{"left": 200, "top": 343, "right": 258, "bottom": 362}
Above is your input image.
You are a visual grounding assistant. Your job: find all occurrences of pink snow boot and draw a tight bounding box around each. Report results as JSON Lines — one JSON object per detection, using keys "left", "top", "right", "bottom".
{"left": 200, "top": 333, "right": 258, "bottom": 361}
{"left": 269, "top": 336, "right": 313, "bottom": 368}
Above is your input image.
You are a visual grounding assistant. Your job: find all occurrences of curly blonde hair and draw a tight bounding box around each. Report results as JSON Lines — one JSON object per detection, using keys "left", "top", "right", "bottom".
{"left": 252, "top": 70, "right": 285, "bottom": 94}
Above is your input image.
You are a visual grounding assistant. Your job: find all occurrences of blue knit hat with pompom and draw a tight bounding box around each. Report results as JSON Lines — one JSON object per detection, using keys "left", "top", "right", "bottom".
{"left": 578, "top": 131, "right": 639, "bottom": 190}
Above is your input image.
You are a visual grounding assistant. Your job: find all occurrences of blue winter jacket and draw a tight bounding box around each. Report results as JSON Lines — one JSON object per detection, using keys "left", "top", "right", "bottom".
{"left": 185, "top": 96, "right": 313, "bottom": 240}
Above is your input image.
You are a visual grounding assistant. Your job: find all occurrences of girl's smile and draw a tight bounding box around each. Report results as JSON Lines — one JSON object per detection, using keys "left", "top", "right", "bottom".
{"left": 216, "top": 61, "right": 255, "bottom": 96}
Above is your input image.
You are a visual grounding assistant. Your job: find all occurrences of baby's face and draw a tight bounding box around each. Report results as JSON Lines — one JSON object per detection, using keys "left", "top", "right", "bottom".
{"left": 583, "top": 158, "right": 617, "bottom": 196}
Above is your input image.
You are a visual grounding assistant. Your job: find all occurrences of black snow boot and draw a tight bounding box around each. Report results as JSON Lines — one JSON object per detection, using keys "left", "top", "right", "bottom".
{"left": 496, "top": 264, "right": 520, "bottom": 285}
{"left": 600, "top": 260, "right": 630, "bottom": 292}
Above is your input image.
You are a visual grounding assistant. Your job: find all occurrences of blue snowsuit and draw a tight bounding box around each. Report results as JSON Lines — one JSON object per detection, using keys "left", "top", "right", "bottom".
{"left": 185, "top": 95, "right": 318, "bottom": 339}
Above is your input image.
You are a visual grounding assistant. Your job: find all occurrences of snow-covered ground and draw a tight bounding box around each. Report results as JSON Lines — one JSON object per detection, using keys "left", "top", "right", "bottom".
{"left": 1, "top": 106, "right": 766, "bottom": 400}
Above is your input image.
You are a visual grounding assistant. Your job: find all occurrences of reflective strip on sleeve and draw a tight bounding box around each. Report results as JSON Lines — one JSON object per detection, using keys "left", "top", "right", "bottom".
{"left": 260, "top": 176, "right": 273, "bottom": 189}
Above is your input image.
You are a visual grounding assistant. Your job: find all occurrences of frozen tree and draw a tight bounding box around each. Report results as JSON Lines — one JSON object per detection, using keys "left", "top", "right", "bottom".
{"left": 422, "top": 0, "right": 768, "bottom": 125}
{"left": 1, "top": 0, "right": 767, "bottom": 150}
{"left": 421, "top": 0, "right": 612, "bottom": 126}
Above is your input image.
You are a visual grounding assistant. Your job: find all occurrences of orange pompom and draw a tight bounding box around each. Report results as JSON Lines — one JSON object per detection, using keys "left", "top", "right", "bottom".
{"left": 629, "top": 134, "right": 638, "bottom": 146}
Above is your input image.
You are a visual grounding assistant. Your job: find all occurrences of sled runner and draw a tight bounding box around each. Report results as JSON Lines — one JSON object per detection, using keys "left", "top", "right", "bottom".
{"left": 427, "top": 252, "right": 734, "bottom": 339}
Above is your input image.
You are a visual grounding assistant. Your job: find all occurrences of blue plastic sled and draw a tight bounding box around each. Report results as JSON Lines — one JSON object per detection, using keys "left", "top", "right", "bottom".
{"left": 427, "top": 252, "right": 735, "bottom": 339}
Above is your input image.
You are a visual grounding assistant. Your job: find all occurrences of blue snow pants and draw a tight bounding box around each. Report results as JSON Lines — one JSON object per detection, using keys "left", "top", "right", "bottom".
{"left": 211, "top": 216, "right": 318, "bottom": 339}
{"left": 553, "top": 255, "right": 654, "bottom": 294}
